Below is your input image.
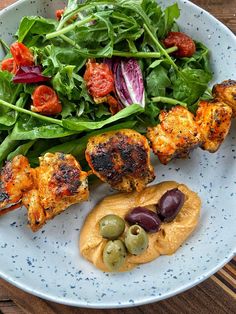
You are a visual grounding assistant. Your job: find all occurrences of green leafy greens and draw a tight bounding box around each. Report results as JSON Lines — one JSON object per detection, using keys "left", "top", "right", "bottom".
{"left": 0, "top": 0, "right": 212, "bottom": 166}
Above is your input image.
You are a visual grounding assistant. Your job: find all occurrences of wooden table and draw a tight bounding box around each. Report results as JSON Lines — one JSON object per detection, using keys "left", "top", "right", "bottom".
{"left": 0, "top": 0, "right": 236, "bottom": 313}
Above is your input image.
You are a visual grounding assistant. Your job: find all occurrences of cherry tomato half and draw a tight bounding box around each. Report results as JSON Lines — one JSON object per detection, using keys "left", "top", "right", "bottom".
{"left": 31, "top": 85, "right": 62, "bottom": 116}
{"left": 84, "top": 61, "right": 114, "bottom": 98}
{"left": 163, "top": 32, "right": 196, "bottom": 58}
{"left": 10, "top": 42, "right": 34, "bottom": 67}
{"left": 107, "top": 95, "right": 123, "bottom": 115}
{"left": 1, "top": 58, "right": 17, "bottom": 74}
{"left": 56, "top": 9, "right": 64, "bottom": 21}
{"left": 55, "top": 8, "right": 77, "bottom": 22}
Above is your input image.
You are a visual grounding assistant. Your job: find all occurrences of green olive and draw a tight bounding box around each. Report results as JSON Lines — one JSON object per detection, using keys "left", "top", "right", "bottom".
{"left": 103, "top": 240, "right": 127, "bottom": 271}
{"left": 99, "top": 214, "right": 125, "bottom": 240}
{"left": 125, "top": 225, "right": 148, "bottom": 255}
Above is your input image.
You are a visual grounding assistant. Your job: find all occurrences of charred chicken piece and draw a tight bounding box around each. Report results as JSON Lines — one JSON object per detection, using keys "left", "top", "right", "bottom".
{"left": 0, "top": 153, "right": 89, "bottom": 232}
{"left": 195, "top": 100, "right": 232, "bottom": 153}
{"left": 23, "top": 153, "right": 89, "bottom": 232}
{"left": 147, "top": 106, "right": 202, "bottom": 165}
{"left": 0, "top": 155, "right": 34, "bottom": 209}
{"left": 22, "top": 189, "right": 45, "bottom": 232}
{"left": 212, "top": 80, "right": 236, "bottom": 118}
{"left": 85, "top": 129, "right": 155, "bottom": 192}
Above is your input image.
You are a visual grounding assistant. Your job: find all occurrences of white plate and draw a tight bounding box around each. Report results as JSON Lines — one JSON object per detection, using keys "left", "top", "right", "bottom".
{"left": 0, "top": 0, "right": 236, "bottom": 308}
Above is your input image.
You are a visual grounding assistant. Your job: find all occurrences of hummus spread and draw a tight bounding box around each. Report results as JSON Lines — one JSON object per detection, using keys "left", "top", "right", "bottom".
{"left": 80, "top": 181, "right": 201, "bottom": 272}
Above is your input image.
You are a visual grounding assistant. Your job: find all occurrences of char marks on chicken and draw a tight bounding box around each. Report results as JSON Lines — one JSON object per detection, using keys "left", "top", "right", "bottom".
{"left": 86, "top": 129, "right": 155, "bottom": 192}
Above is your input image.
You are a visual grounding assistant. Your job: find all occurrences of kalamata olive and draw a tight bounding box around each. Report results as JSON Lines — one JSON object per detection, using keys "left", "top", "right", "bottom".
{"left": 157, "top": 188, "right": 185, "bottom": 222}
{"left": 99, "top": 214, "right": 125, "bottom": 240}
{"left": 125, "top": 225, "right": 149, "bottom": 255}
{"left": 103, "top": 239, "right": 127, "bottom": 271}
{"left": 125, "top": 207, "right": 161, "bottom": 233}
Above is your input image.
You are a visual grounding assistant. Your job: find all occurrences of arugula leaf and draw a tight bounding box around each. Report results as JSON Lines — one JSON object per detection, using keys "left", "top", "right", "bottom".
{"left": 161, "top": 4, "right": 180, "bottom": 38}
{"left": 0, "top": 38, "right": 10, "bottom": 53}
{"left": 148, "top": 60, "right": 163, "bottom": 69}
{"left": 52, "top": 65, "right": 82, "bottom": 101}
{"left": 177, "top": 42, "right": 212, "bottom": 73}
{"left": 171, "top": 67, "right": 212, "bottom": 105}
{"left": 56, "top": 0, "right": 122, "bottom": 31}
{"left": 141, "top": 0, "right": 162, "bottom": 30}
{"left": 60, "top": 98, "right": 77, "bottom": 119}
{"left": 143, "top": 102, "right": 160, "bottom": 126}
{"left": 0, "top": 72, "right": 22, "bottom": 103}
{"left": 10, "top": 115, "right": 77, "bottom": 140}
{"left": 93, "top": 11, "right": 114, "bottom": 57}
{"left": 39, "top": 45, "right": 62, "bottom": 76}
{"left": 62, "top": 104, "right": 144, "bottom": 131}
{"left": 111, "top": 12, "right": 143, "bottom": 44}
{"left": 7, "top": 140, "right": 36, "bottom": 161}
{"left": 94, "top": 104, "right": 111, "bottom": 119}
{"left": 64, "top": 0, "right": 78, "bottom": 16}
{"left": 0, "top": 71, "right": 23, "bottom": 126}
{"left": 141, "top": 0, "right": 179, "bottom": 38}
{"left": 146, "top": 65, "right": 171, "bottom": 97}
{"left": 0, "top": 134, "right": 19, "bottom": 166}
{"left": 0, "top": 124, "right": 12, "bottom": 131}
{"left": 39, "top": 45, "right": 86, "bottom": 76}
{"left": 17, "top": 16, "right": 56, "bottom": 46}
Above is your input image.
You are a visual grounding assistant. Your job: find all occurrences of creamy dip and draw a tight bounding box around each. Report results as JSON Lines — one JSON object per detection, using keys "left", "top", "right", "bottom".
{"left": 80, "top": 181, "right": 201, "bottom": 272}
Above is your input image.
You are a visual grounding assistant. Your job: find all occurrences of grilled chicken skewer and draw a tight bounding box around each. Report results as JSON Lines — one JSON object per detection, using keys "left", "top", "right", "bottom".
{"left": 147, "top": 80, "right": 235, "bottom": 164}
{"left": 0, "top": 155, "right": 34, "bottom": 211}
{"left": 0, "top": 153, "right": 89, "bottom": 232}
{"left": 195, "top": 100, "right": 232, "bottom": 152}
{"left": 85, "top": 129, "right": 155, "bottom": 192}
{"left": 147, "top": 106, "right": 203, "bottom": 164}
{"left": 24, "top": 153, "right": 89, "bottom": 231}
{"left": 212, "top": 80, "right": 236, "bottom": 118}
{"left": 1, "top": 79, "right": 234, "bottom": 228}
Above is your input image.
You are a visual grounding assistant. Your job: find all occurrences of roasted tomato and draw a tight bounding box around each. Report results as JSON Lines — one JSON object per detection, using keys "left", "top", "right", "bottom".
{"left": 10, "top": 42, "right": 34, "bottom": 67}
{"left": 1, "top": 58, "right": 17, "bottom": 74}
{"left": 56, "top": 9, "right": 65, "bottom": 21}
{"left": 107, "top": 95, "right": 123, "bottom": 115}
{"left": 163, "top": 32, "right": 196, "bottom": 58}
{"left": 84, "top": 60, "right": 114, "bottom": 98}
{"left": 31, "top": 85, "right": 62, "bottom": 115}
{"left": 55, "top": 8, "right": 77, "bottom": 22}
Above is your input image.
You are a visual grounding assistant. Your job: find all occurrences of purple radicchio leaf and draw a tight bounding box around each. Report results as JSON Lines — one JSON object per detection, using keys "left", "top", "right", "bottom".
{"left": 114, "top": 58, "right": 145, "bottom": 108}
{"left": 113, "top": 60, "right": 133, "bottom": 107}
{"left": 103, "top": 58, "right": 113, "bottom": 71}
{"left": 103, "top": 58, "right": 124, "bottom": 110}
{"left": 121, "top": 58, "right": 145, "bottom": 108}
{"left": 13, "top": 66, "right": 51, "bottom": 84}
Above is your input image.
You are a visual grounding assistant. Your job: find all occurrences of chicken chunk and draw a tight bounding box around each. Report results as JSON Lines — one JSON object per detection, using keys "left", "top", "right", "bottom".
{"left": 22, "top": 189, "right": 46, "bottom": 232}
{"left": 0, "top": 153, "right": 89, "bottom": 232}
{"left": 147, "top": 106, "right": 202, "bottom": 164}
{"left": 0, "top": 155, "right": 34, "bottom": 209}
{"left": 22, "top": 153, "right": 89, "bottom": 232}
{"left": 85, "top": 129, "right": 155, "bottom": 192}
{"left": 212, "top": 79, "right": 236, "bottom": 117}
{"left": 195, "top": 100, "right": 232, "bottom": 152}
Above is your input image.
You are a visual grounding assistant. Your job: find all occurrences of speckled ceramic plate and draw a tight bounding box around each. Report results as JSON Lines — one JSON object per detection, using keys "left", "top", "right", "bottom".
{"left": 0, "top": 0, "right": 235, "bottom": 309}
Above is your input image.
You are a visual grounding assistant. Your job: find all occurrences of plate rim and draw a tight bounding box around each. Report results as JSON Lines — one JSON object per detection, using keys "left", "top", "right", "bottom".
{"left": 0, "top": 0, "right": 236, "bottom": 308}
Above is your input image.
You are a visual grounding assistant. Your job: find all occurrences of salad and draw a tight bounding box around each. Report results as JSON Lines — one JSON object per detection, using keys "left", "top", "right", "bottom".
{"left": 0, "top": 0, "right": 213, "bottom": 168}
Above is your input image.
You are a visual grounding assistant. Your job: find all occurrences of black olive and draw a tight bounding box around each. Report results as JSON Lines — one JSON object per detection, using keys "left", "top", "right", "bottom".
{"left": 125, "top": 207, "right": 161, "bottom": 233}
{"left": 157, "top": 188, "right": 185, "bottom": 222}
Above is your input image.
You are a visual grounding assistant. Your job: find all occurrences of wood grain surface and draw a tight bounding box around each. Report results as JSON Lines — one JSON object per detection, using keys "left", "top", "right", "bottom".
{"left": 0, "top": 0, "right": 236, "bottom": 313}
